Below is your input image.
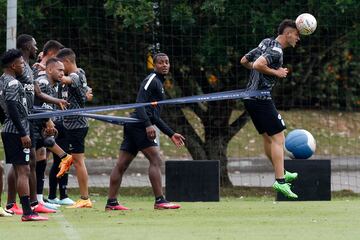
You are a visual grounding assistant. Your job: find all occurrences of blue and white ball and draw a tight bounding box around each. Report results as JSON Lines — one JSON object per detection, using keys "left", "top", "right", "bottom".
{"left": 284, "top": 129, "right": 316, "bottom": 159}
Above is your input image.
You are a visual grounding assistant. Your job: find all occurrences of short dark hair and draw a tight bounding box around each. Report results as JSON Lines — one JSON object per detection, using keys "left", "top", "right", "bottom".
{"left": 1, "top": 49, "right": 22, "bottom": 68}
{"left": 56, "top": 48, "right": 76, "bottom": 62}
{"left": 277, "top": 19, "right": 297, "bottom": 35}
{"left": 43, "top": 40, "right": 64, "bottom": 56}
{"left": 46, "top": 57, "right": 61, "bottom": 67}
{"left": 153, "top": 53, "right": 168, "bottom": 64}
{"left": 16, "top": 34, "right": 34, "bottom": 50}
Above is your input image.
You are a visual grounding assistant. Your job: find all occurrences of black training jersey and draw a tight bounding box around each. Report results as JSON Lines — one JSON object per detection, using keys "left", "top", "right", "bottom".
{"left": 34, "top": 74, "right": 57, "bottom": 108}
{"left": 131, "top": 72, "right": 175, "bottom": 137}
{"left": 61, "top": 68, "right": 88, "bottom": 129}
{"left": 17, "top": 62, "right": 35, "bottom": 112}
{"left": 0, "top": 73, "right": 30, "bottom": 135}
{"left": 245, "top": 38, "right": 283, "bottom": 94}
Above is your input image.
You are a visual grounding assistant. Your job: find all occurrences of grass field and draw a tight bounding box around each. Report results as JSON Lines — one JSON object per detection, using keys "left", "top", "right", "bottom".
{"left": 1, "top": 192, "right": 360, "bottom": 240}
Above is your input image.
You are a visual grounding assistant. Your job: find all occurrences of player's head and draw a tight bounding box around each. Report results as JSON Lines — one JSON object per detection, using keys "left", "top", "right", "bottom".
{"left": 46, "top": 57, "right": 64, "bottom": 82}
{"left": 0, "top": 49, "right": 24, "bottom": 76}
{"left": 43, "top": 40, "right": 64, "bottom": 58}
{"left": 153, "top": 53, "right": 170, "bottom": 75}
{"left": 277, "top": 19, "right": 300, "bottom": 48}
{"left": 56, "top": 48, "right": 76, "bottom": 74}
{"left": 16, "top": 34, "right": 38, "bottom": 59}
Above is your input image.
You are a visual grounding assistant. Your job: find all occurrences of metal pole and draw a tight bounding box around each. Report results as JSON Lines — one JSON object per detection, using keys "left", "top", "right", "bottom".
{"left": 4, "top": 0, "right": 17, "bottom": 193}
{"left": 6, "top": 0, "right": 17, "bottom": 50}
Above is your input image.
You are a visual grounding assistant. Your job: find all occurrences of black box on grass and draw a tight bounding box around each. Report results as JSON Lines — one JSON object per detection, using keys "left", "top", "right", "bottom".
{"left": 276, "top": 159, "right": 331, "bottom": 201}
{"left": 165, "top": 160, "right": 220, "bottom": 202}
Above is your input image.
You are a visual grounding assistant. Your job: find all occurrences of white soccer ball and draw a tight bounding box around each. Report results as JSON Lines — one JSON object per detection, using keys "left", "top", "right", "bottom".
{"left": 295, "top": 13, "right": 317, "bottom": 35}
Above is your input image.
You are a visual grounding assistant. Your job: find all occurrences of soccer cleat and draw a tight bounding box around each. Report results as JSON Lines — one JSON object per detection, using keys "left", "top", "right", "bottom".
{"left": 21, "top": 213, "right": 48, "bottom": 222}
{"left": 66, "top": 198, "right": 92, "bottom": 209}
{"left": 105, "top": 204, "right": 130, "bottom": 211}
{"left": 284, "top": 170, "right": 298, "bottom": 183}
{"left": 47, "top": 198, "right": 61, "bottom": 205}
{"left": 42, "top": 202, "right": 60, "bottom": 210}
{"left": 154, "top": 202, "right": 181, "bottom": 210}
{"left": 0, "top": 207, "right": 13, "bottom": 217}
{"left": 6, "top": 203, "right": 23, "bottom": 215}
{"left": 58, "top": 197, "right": 75, "bottom": 206}
{"left": 273, "top": 181, "right": 298, "bottom": 199}
{"left": 33, "top": 203, "right": 57, "bottom": 213}
{"left": 56, "top": 154, "right": 74, "bottom": 178}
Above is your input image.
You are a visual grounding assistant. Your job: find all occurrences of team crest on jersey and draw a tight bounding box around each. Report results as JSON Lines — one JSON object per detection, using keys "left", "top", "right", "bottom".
{"left": 24, "top": 83, "right": 34, "bottom": 92}
{"left": 62, "top": 91, "right": 68, "bottom": 98}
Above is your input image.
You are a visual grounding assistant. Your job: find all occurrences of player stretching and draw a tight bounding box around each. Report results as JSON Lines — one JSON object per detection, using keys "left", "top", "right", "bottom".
{"left": 106, "top": 53, "right": 185, "bottom": 210}
{"left": 56, "top": 48, "right": 91, "bottom": 208}
{"left": 240, "top": 19, "right": 300, "bottom": 199}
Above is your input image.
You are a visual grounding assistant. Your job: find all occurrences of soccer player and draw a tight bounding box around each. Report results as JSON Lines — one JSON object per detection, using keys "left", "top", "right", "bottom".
{"left": 106, "top": 53, "right": 185, "bottom": 210}
{"left": 0, "top": 48, "right": 47, "bottom": 221}
{"left": 6, "top": 34, "right": 67, "bottom": 214}
{"left": 34, "top": 57, "right": 74, "bottom": 207}
{"left": 240, "top": 19, "right": 300, "bottom": 198}
{"left": 55, "top": 48, "right": 91, "bottom": 208}
{"left": 33, "top": 40, "right": 64, "bottom": 78}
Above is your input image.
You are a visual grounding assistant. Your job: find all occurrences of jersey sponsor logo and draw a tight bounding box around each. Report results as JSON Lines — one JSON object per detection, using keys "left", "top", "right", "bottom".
{"left": 41, "top": 102, "right": 53, "bottom": 109}
{"left": 62, "top": 91, "right": 68, "bottom": 99}
{"left": 38, "top": 79, "right": 49, "bottom": 85}
{"left": 8, "top": 79, "right": 19, "bottom": 87}
{"left": 23, "top": 83, "right": 34, "bottom": 92}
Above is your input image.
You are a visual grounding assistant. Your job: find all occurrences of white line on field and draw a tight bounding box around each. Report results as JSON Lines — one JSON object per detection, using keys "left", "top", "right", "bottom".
{"left": 53, "top": 212, "right": 81, "bottom": 240}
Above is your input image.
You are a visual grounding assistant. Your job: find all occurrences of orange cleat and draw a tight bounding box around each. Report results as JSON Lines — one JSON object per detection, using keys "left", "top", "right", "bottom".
{"left": 67, "top": 198, "right": 92, "bottom": 209}
{"left": 56, "top": 154, "right": 73, "bottom": 178}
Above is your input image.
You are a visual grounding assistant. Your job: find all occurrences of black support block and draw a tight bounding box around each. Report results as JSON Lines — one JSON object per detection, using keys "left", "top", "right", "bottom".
{"left": 165, "top": 160, "right": 220, "bottom": 202}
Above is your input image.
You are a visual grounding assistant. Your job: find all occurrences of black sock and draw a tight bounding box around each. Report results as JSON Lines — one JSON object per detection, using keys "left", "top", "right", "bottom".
{"left": 36, "top": 159, "right": 47, "bottom": 194}
{"left": 59, "top": 174, "right": 69, "bottom": 200}
{"left": 48, "top": 154, "right": 61, "bottom": 199}
{"left": 276, "top": 178, "right": 286, "bottom": 184}
{"left": 155, "top": 195, "right": 168, "bottom": 204}
{"left": 6, "top": 202, "right": 15, "bottom": 209}
{"left": 81, "top": 196, "right": 89, "bottom": 200}
{"left": 107, "top": 198, "right": 119, "bottom": 206}
{"left": 30, "top": 200, "right": 39, "bottom": 207}
{"left": 20, "top": 196, "right": 32, "bottom": 216}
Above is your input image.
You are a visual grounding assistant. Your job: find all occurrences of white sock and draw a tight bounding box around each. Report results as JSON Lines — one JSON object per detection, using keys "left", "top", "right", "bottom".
{"left": 37, "top": 194, "right": 44, "bottom": 203}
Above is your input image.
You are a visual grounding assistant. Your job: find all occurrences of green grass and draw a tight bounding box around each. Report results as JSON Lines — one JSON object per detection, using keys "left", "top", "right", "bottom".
{"left": 2, "top": 194, "right": 360, "bottom": 240}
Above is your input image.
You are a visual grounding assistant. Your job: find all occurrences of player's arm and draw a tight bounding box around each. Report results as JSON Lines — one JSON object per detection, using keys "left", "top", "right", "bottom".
{"left": 34, "top": 82, "right": 69, "bottom": 109}
{"left": 240, "top": 56, "right": 254, "bottom": 70}
{"left": 6, "top": 101, "right": 31, "bottom": 147}
{"left": 154, "top": 118, "right": 185, "bottom": 147}
{"left": 253, "top": 56, "right": 288, "bottom": 78}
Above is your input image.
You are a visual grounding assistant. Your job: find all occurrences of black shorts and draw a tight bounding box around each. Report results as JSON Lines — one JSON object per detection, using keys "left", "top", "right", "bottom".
{"left": 1, "top": 132, "right": 30, "bottom": 165}
{"left": 120, "top": 123, "right": 158, "bottom": 156}
{"left": 65, "top": 127, "right": 88, "bottom": 154}
{"left": 243, "top": 99, "right": 286, "bottom": 136}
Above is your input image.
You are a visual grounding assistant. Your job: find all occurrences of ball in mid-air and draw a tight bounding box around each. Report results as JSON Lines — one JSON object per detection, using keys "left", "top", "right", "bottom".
{"left": 285, "top": 129, "right": 316, "bottom": 159}
{"left": 295, "top": 13, "right": 317, "bottom": 35}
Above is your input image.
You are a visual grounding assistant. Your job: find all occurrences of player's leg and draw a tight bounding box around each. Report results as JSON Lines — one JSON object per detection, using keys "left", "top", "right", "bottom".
{"left": 142, "top": 146, "right": 180, "bottom": 209}
{"left": 66, "top": 128, "right": 91, "bottom": 208}
{"left": 6, "top": 166, "right": 21, "bottom": 214}
{"left": 105, "top": 150, "right": 134, "bottom": 211}
{"left": 0, "top": 164, "right": 12, "bottom": 217}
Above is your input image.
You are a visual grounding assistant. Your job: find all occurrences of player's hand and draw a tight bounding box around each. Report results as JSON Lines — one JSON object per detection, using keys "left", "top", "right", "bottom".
{"left": 44, "top": 120, "right": 57, "bottom": 136}
{"left": 20, "top": 135, "right": 31, "bottom": 148}
{"left": 57, "top": 99, "right": 70, "bottom": 110}
{"left": 146, "top": 126, "right": 156, "bottom": 140}
{"left": 33, "top": 62, "right": 46, "bottom": 71}
{"left": 275, "top": 67, "right": 288, "bottom": 78}
{"left": 171, "top": 133, "right": 185, "bottom": 147}
{"left": 86, "top": 87, "right": 93, "bottom": 102}
{"left": 60, "top": 76, "right": 72, "bottom": 85}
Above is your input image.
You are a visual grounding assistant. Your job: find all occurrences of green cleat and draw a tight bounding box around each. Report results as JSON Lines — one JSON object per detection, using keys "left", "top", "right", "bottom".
{"left": 284, "top": 170, "right": 298, "bottom": 183}
{"left": 273, "top": 181, "right": 298, "bottom": 199}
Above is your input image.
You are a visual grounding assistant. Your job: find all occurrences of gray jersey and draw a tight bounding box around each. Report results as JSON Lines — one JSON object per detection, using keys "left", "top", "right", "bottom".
{"left": 17, "top": 62, "right": 35, "bottom": 112}
{"left": 245, "top": 38, "right": 283, "bottom": 95}
{"left": 34, "top": 74, "right": 58, "bottom": 109}
{"left": 61, "top": 68, "right": 88, "bottom": 129}
{"left": 0, "top": 73, "right": 30, "bottom": 135}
